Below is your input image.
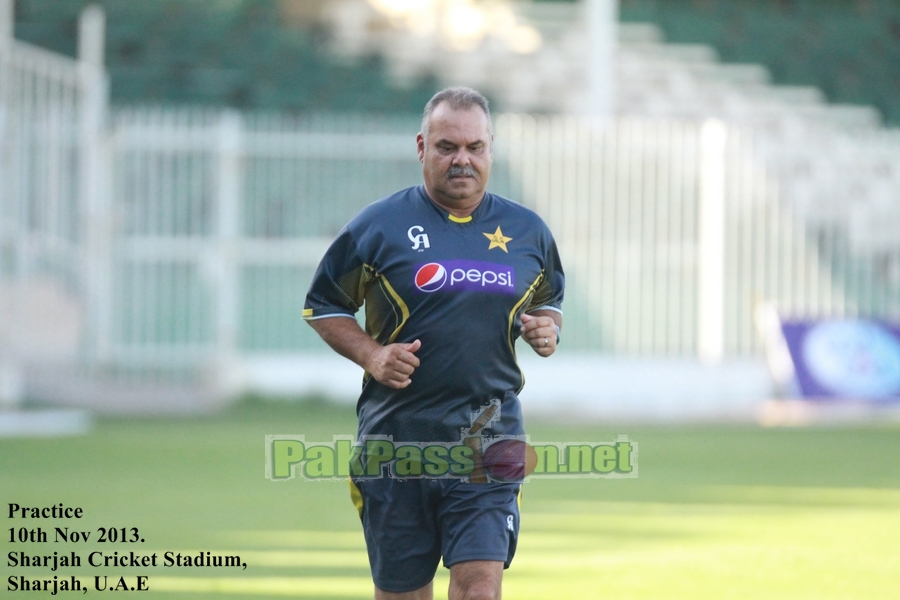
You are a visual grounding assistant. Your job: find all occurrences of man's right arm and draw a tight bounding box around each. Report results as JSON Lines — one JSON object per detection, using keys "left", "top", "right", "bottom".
{"left": 307, "top": 317, "right": 421, "bottom": 390}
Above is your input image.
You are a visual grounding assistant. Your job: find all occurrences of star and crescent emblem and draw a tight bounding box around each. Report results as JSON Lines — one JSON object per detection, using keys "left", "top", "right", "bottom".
{"left": 483, "top": 226, "right": 513, "bottom": 252}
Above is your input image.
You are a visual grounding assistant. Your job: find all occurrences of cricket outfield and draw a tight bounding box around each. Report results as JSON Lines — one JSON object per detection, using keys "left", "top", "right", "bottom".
{"left": 2, "top": 398, "right": 898, "bottom": 599}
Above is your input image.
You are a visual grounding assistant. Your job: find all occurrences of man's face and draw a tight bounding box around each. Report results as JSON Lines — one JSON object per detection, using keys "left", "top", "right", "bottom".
{"left": 417, "top": 103, "right": 493, "bottom": 212}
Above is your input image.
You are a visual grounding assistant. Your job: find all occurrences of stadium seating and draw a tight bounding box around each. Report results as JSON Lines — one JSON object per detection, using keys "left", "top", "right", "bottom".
{"left": 13, "top": 0, "right": 899, "bottom": 124}
{"left": 12, "top": 0, "right": 436, "bottom": 112}
{"left": 618, "top": 0, "right": 900, "bottom": 127}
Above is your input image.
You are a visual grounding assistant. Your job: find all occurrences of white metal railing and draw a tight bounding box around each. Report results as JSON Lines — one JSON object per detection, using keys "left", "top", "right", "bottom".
{"left": 6, "top": 93, "right": 900, "bottom": 368}
{"left": 0, "top": 5, "right": 109, "bottom": 406}
{"left": 0, "top": 37, "right": 85, "bottom": 330}
{"left": 507, "top": 114, "right": 900, "bottom": 354}
{"left": 96, "top": 109, "right": 900, "bottom": 365}
{"left": 0, "top": 41, "right": 81, "bottom": 248}
{"left": 105, "top": 109, "right": 426, "bottom": 362}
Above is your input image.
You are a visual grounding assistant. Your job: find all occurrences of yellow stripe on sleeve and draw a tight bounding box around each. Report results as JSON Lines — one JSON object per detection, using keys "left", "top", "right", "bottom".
{"left": 375, "top": 273, "right": 410, "bottom": 344}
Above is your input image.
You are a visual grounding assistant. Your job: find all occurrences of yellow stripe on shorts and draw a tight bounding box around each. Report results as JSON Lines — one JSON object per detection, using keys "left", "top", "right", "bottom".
{"left": 349, "top": 478, "right": 364, "bottom": 518}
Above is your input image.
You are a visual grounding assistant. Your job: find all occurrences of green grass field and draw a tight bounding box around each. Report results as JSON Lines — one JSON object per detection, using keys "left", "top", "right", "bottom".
{"left": 2, "top": 398, "right": 899, "bottom": 599}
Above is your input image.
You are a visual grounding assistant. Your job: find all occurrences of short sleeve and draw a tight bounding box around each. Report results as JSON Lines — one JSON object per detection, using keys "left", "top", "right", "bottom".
{"left": 525, "top": 229, "right": 565, "bottom": 314}
{"left": 303, "top": 226, "right": 372, "bottom": 320}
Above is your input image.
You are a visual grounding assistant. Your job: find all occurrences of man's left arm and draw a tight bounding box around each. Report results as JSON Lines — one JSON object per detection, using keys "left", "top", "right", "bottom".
{"left": 520, "top": 309, "right": 562, "bottom": 357}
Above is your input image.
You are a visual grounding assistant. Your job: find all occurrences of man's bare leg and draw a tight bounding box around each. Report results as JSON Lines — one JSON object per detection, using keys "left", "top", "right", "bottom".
{"left": 448, "top": 560, "right": 503, "bottom": 600}
{"left": 375, "top": 580, "right": 433, "bottom": 600}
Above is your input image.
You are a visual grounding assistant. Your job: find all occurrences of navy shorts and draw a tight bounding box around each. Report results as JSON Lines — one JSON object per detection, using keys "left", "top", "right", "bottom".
{"left": 349, "top": 477, "right": 520, "bottom": 593}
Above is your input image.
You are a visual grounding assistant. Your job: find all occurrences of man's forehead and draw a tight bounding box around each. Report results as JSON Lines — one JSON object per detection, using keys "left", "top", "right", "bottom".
{"left": 427, "top": 104, "right": 491, "bottom": 141}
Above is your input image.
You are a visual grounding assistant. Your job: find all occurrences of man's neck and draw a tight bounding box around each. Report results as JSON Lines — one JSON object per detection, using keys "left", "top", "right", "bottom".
{"left": 422, "top": 185, "right": 485, "bottom": 219}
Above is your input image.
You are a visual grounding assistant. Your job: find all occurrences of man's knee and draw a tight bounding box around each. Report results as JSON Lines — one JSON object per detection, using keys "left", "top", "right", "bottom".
{"left": 455, "top": 582, "right": 499, "bottom": 600}
{"left": 448, "top": 561, "right": 502, "bottom": 600}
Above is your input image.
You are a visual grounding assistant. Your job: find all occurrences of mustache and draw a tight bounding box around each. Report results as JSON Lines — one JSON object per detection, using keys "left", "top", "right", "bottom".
{"left": 446, "top": 165, "right": 477, "bottom": 179}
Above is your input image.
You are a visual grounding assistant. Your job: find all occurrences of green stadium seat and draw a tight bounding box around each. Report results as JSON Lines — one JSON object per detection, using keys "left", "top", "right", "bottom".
{"left": 12, "top": 0, "right": 435, "bottom": 113}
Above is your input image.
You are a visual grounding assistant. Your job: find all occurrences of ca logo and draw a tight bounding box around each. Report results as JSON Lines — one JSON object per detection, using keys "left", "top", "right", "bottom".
{"left": 507, "top": 515, "right": 515, "bottom": 532}
{"left": 408, "top": 225, "right": 430, "bottom": 250}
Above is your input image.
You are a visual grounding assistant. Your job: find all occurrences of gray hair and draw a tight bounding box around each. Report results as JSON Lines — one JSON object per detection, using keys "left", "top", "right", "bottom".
{"left": 420, "top": 86, "right": 492, "bottom": 142}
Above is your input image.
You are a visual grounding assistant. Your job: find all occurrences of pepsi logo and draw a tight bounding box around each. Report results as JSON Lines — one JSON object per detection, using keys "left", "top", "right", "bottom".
{"left": 415, "top": 263, "right": 447, "bottom": 292}
{"left": 413, "top": 260, "right": 516, "bottom": 295}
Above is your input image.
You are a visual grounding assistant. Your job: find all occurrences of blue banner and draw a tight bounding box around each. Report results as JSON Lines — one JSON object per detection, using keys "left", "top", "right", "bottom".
{"left": 781, "top": 319, "right": 900, "bottom": 401}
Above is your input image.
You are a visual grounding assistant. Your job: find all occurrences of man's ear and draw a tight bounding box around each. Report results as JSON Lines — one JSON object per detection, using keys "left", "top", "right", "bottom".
{"left": 416, "top": 133, "right": 425, "bottom": 163}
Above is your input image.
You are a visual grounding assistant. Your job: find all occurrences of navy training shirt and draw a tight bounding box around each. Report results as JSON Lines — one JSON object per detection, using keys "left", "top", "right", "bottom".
{"left": 303, "top": 185, "right": 565, "bottom": 444}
